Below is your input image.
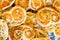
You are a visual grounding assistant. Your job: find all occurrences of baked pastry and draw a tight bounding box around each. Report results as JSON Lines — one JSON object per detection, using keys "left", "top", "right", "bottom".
{"left": 0, "top": 0, "right": 15, "bottom": 11}
{"left": 30, "top": 0, "right": 43, "bottom": 10}
{"left": 15, "top": 0, "right": 30, "bottom": 10}
{"left": 54, "top": 23, "right": 60, "bottom": 38}
{"left": 53, "top": 0, "right": 60, "bottom": 12}
{"left": 10, "top": 6, "right": 26, "bottom": 22}
{"left": 0, "top": 19, "right": 8, "bottom": 40}
{"left": 36, "top": 7, "right": 60, "bottom": 27}
{"left": 24, "top": 12, "right": 36, "bottom": 27}
{"left": 22, "top": 25, "right": 35, "bottom": 40}
{"left": 3, "top": 11, "right": 14, "bottom": 23}
{"left": 9, "top": 6, "right": 26, "bottom": 26}
{"left": 3, "top": 6, "right": 26, "bottom": 26}
{"left": 32, "top": 28, "right": 51, "bottom": 40}
{"left": 9, "top": 26, "right": 23, "bottom": 40}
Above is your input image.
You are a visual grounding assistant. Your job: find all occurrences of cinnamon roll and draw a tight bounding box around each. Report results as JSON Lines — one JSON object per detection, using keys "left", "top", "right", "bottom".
{"left": 9, "top": 26, "right": 23, "bottom": 40}
{"left": 36, "top": 7, "right": 60, "bottom": 27}
{"left": 3, "top": 6, "right": 26, "bottom": 26}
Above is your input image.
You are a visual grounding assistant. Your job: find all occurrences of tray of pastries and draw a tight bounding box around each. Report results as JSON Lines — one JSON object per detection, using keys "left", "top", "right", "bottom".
{"left": 0, "top": 0, "right": 60, "bottom": 40}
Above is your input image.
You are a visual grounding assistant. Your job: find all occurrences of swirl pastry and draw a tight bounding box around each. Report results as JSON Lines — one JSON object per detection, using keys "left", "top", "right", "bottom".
{"left": 9, "top": 26, "right": 23, "bottom": 40}
{"left": 53, "top": 0, "right": 60, "bottom": 12}
{"left": 0, "top": 0, "right": 15, "bottom": 11}
{"left": 3, "top": 6, "right": 26, "bottom": 26}
{"left": 36, "top": 7, "right": 60, "bottom": 27}
{"left": 15, "top": 0, "right": 30, "bottom": 10}
{"left": 22, "top": 25, "right": 35, "bottom": 40}
{"left": 32, "top": 28, "right": 51, "bottom": 40}
{"left": 30, "top": 0, "right": 43, "bottom": 10}
{"left": 0, "top": 19, "right": 8, "bottom": 40}
{"left": 10, "top": 6, "right": 26, "bottom": 22}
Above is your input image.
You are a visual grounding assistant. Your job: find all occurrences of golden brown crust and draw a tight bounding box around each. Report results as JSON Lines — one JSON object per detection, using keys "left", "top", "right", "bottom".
{"left": 24, "top": 12, "right": 36, "bottom": 28}
{"left": 1, "top": 0, "right": 60, "bottom": 40}
{"left": 2, "top": 11, "right": 14, "bottom": 23}
{"left": 9, "top": 26, "right": 23, "bottom": 40}
{"left": 23, "top": 27, "right": 35, "bottom": 39}
{"left": 14, "top": 0, "right": 30, "bottom": 10}
{"left": 36, "top": 7, "right": 60, "bottom": 27}
{"left": 54, "top": 23, "right": 60, "bottom": 38}
{"left": 32, "top": 28, "right": 51, "bottom": 40}
{"left": 3, "top": 6, "right": 27, "bottom": 27}
{"left": 53, "top": 0, "right": 60, "bottom": 12}
{"left": 0, "top": 0, "right": 15, "bottom": 11}
{"left": 30, "top": 0, "right": 43, "bottom": 10}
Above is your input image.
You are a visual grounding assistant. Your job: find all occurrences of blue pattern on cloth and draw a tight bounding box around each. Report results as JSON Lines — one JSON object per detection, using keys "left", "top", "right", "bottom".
{"left": 48, "top": 32, "right": 55, "bottom": 40}
{"left": 58, "top": 38, "right": 60, "bottom": 40}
